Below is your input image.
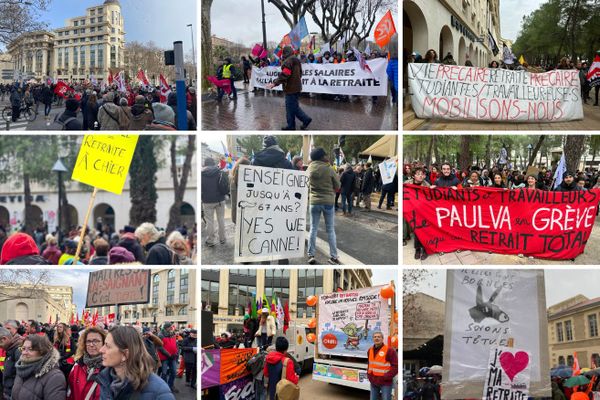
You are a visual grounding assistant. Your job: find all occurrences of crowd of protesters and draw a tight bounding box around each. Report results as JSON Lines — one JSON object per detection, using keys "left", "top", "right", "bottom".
{"left": 0, "top": 220, "right": 196, "bottom": 265}
{"left": 0, "top": 81, "right": 198, "bottom": 131}
{"left": 0, "top": 319, "right": 196, "bottom": 399}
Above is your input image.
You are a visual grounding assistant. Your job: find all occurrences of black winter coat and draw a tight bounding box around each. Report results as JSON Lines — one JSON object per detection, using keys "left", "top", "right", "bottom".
{"left": 180, "top": 336, "right": 197, "bottom": 364}
{"left": 362, "top": 168, "right": 375, "bottom": 194}
{"left": 145, "top": 238, "right": 175, "bottom": 265}
{"left": 201, "top": 165, "right": 227, "bottom": 204}
{"left": 55, "top": 110, "right": 83, "bottom": 130}
{"left": 117, "top": 236, "right": 145, "bottom": 263}
{"left": 3, "top": 341, "right": 22, "bottom": 398}
{"left": 340, "top": 169, "right": 356, "bottom": 194}
{"left": 252, "top": 146, "right": 293, "bottom": 169}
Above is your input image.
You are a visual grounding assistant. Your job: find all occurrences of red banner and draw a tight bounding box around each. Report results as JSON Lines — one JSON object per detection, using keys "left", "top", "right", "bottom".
{"left": 403, "top": 185, "right": 600, "bottom": 260}
{"left": 54, "top": 81, "right": 72, "bottom": 98}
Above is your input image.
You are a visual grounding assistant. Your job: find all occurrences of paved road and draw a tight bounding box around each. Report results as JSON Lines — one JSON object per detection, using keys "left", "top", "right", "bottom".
{"left": 173, "top": 374, "right": 197, "bottom": 399}
{"left": 405, "top": 102, "right": 600, "bottom": 131}
{"left": 0, "top": 97, "right": 82, "bottom": 131}
{"left": 298, "top": 373, "right": 371, "bottom": 399}
{"left": 202, "top": 82, "right": 398, "bottom": 131}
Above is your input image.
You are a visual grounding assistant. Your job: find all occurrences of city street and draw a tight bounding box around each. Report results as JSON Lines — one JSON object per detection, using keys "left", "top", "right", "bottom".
{"left": 0, "top": 97, "right": 77, "bottom": 131}
{"left": 173, "top": 376, "right": 196, "bottom": 400}
{"left": 298, "top": 373, "right": 370, "bottom": 399}
{"left": 403, "top": 219, "right": 600, "bottom": 265}
{"left": 202, "top": 82, "right": 398, "bottom": 131}
{"left": 404, "top": 102, "right": 600, "bottom": 131}
{"left": 201, "top": 201, "right": 398, "bottom": 265}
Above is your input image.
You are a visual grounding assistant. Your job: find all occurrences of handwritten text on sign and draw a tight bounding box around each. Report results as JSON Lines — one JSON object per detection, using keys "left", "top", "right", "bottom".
{"left": 251, "top": 58, "right": 388, "bottom": 96}
{"left": 408, "top": 63, "right": 583, "bottom": 122}
{"left": 403, "top": 185, "right": 600, "bottom": 259}
{"left": 86, "top": 269, "right": 150, "bottom": 307}
{"left": 234, "top": 165, "right": 309, "bottom": 263}
{"left": 483, "top": 347, "right": 531, "bottom": 400}
{"left": 71, "top": 135, "right": 139, "bottom": 195}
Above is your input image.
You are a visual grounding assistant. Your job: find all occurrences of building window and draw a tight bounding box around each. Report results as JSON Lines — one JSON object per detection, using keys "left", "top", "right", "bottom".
{"left": 91, "top": 17, "right": 96, "bottom": 23}
{"left": 590, "top": 314, "right": 599, "bottom": 337}
{"left": 152, "top": 274, "right": 159, "bottom": 305}
{"left": 567, "top": 355, "right": 574, "bottom": 367}
{"left": 166, "top": 308, "right": 174, "bottom": 317}
{"left": 556, "top": 322, "right": 564, "bottom": 342}
{"left": 180, "top": 269, "right": 188, "bottom": 304}
{"left": 297, "top": 269, "right": 324, "bottom": 318}
{"left": 80, "top": 46, "right": 85, "bottom": 67}
{"left": 112, "top": 27, "right": 115, "bottom": 33}
{"left": 74, "top": 21, "right": 78, "bottom": 27}
{"left": 97, "top": 47, "right": 103, "bottom": 65}
{"left": 64, "top": 48, "right": 69, "bottom": 68}
{"left": 167, "top": 269, "right": 175, "bottom": 304}
{"left": 91, "top": 27, "right": 96, "bottom": 33}
{"left": 142, "top": 309, "right": 148, "bottom": 318}
{"left": 178, "top": 306, "right": 187, "bottom": 316}
{"left": 73, "top": 29, "right": 78, "bottom": 35}
{"left": 80, "top": 28, "right": 85, "bottom": 34}
{"left": 565, "top": 320, "right": 573, "bottom": 341}
{"left": 98, "top": 16, "right": 103, "bottom": 23}
{"left": 201, "top": 278, "right": 219, "bottom": 313}
{"left": 90, "top": 10, "right": 95, "bottom": 16}
{"left": 229, "top": 283, "right": 256, "bottom": 316}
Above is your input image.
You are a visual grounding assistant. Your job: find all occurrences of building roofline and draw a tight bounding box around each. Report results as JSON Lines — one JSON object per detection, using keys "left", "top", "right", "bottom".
{"left": 548, "top": 297, "right": 600, "bottom": 320}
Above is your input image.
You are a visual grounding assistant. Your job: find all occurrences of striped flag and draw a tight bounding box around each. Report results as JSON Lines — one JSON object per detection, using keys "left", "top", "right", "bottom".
{"left": 587, "top": 54, "right": 600, "bottom": 88}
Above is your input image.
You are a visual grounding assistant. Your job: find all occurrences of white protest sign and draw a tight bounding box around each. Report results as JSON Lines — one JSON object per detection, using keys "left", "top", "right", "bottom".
{"left": 251, "top": 58, "right": 388, "bottom": 96}
{"left": 483, "top": 346, "right": 531, "bottom": 400}
{"left": 380, "top": 159, "right": 397, "bottom": 185}
{"left": 234, "top": 165, "right": 309, "bottom": 263}
{"left": 408, "top": 63, "right": 583, "bottom": 122}
{"left": 442, "top": 269, "right": 550, "bottom": 399}
{"left": 317, "top": 286, "right": 390, "bottom": 358}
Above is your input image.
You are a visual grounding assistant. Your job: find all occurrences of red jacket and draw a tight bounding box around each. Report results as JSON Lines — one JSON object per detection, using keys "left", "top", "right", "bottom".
{"left": 67, "top": 361, "right": 101, "bottom": 400}
{"left": 158, "top": 335, "right": 178, "bottom": 361}
{"left": 367, "top": 344, "right": 398, "bottom": 386}
{"left": 263, "top": 351, "right": 299, "bottom": 384}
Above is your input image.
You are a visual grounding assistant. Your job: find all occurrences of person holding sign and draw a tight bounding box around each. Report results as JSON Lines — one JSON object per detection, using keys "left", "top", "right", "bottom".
{"left": 367, "top": 332, "right": 398, "bottom": 400}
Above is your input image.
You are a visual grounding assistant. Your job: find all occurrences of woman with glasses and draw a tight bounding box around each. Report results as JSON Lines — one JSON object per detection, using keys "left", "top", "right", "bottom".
{"left": 11, "top": 334, "right": 66, "bottom": 400}
{"left": 54, "top": 322, "right": 75, "bottom": 380}
{"left": 67, "top": 327, "right": 106, "bottom": 400}
{"left": 97, "top": 326, "right": 174, "bottom": 399}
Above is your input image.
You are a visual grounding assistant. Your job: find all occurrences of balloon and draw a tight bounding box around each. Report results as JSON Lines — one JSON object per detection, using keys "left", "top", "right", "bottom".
{"left": 394, "top": 311, "right": 398, "bottom": 324}
{"left": 390, "top": 335, "right": 398, "bottom": 348}
{"left": 308, "top": 318, "right": 316, "bottom": 329}
{"left": 306, "top": 295, "right": 317, "bottom": 307}
{"left": 380, "top": 285, "right": 395, "bottom": 299}
{"left": 307, "top": 333, "right": 316, "bottom": 343}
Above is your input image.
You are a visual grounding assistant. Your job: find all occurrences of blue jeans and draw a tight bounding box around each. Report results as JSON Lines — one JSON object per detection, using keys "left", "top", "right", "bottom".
{"left": 308, "top": 204, "right": 337, "bottom": 259}
{"left": 370, "top": 383, "right": 393, "bottom": 400}
{"left": 342, "top": 192, "right": 353, "bottom": 213}
{"left": 285, "top": 93, "right": 311, "bottom": 129}
{"left": 160, "top": 357, "right": 177, "bottom": 389}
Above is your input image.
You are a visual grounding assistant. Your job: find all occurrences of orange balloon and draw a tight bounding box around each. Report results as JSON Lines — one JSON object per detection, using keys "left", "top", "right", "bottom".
{"left": 394, "top": 311, "right": 398, "bottom": 324}
{"left": 380, "top": 285, "right": 395, "bottom": 299}
{"left": 307, "top": 333, "right": 316, "bottom": 343}
{"left": 308, "top": 318, "right": 316, "bottom": 329}
{"left": 390, "top": 335, "right": 398, "bottom": 348}
{"left": 306, "top": 295, "right": 318, "bottom": 307}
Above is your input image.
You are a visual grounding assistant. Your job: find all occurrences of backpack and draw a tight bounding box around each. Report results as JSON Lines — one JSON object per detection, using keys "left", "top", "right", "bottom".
{"left": 246, "top": 350, "right": 266, "bottom": 377}
{"left": 275, "top": 358, "right": 300, "bottom": 400}
{"left": 218, "top": 171, "right": 230, "bottom": 195}
{"left": 49, "top": 113, "right": 77, "bottom": 130}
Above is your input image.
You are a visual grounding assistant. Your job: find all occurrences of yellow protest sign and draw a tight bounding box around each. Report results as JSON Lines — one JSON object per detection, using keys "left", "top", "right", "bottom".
{"left": 71, "top": 135, "right": 139, "bottom": 195}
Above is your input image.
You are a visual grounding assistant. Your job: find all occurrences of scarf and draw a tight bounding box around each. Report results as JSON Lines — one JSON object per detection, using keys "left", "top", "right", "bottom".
{"left": 83, "top": 354, "right": 103, "bottom": 380}
{"left": 109, "top": 368, "right": 130, "bottom": 399}
{"left": 16, "top": 354, "right": 46, "bottom": 380}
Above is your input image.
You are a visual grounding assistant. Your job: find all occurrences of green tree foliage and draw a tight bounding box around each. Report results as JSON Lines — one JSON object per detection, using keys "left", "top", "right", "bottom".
{"left": 129, "top": 136, "right": 158, "bottom": 226}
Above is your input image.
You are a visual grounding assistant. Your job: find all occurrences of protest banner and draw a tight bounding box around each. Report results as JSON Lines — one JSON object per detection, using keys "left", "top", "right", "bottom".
{"left": 380, "top": 158, "right": 397, "bottom": 185}
{"left": 403, "top": 185, "right": 600, "bottom": 259}
{"left": 201, "top": 349, "right": 221, "bottom": 389}
{"left": 442, "top": 270, "right": 550, "bottom": 399}
{"left": 250, "top": 58, "right": 388, "bottom": 96}
{"left": 220, "top": 375, "right": 254, "bottom": 400}
{"left": 86, "top": 269, "right": 150, "bottom": 307}
{"left": 407, "top": 63, "right": 584, "bottom": 122}
{"left": 234, "top": 165, "right": 309, "bottom": 263}
{"left": 483, "top": 346, "right": 531, "bottom": 400}
{"left": 219, "top": 348, "right": 257, "bottom": 385}
{"left": 317, "top": 286, "right": 390, "bottom": 358}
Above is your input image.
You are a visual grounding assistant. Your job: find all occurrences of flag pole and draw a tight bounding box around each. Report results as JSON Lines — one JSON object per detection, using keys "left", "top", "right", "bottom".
{"left": 74, "top": 187, "right": 98, "bottom": 262}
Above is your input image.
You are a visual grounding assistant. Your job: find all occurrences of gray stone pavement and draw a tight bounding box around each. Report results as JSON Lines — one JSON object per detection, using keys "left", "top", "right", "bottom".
{"left": 403, "top": 219, "right": 600, "bottom": 265}
{"left": 0, "top": 97, "right": 82, "bottom": 131}
{"left": 298, "top": 372, "right": 371, "bottom": 399}
{"left": 202, "top": 81, "right": 398, "bottom": 131}
{"left": 404, "top": 102, "right": 600, "bottom": 131}
{"left": 173, "top": 374, "right": 197, "bottom": 399}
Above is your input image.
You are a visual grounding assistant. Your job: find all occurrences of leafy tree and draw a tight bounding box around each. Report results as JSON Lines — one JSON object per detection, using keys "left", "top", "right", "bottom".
{"left": 166, "top": 135, "right": 196, "bottom": 233}
{"left": 235, "top": 135, "right": 264, "bottom": 157}
{"left": 0, "top": 0, "right": 50, "bottom": 46}
{"left": 201, "top": 0, "right": 213, "bottom": 91}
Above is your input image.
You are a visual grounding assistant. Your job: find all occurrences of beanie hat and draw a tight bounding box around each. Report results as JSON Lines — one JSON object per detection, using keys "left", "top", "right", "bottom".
{"left": 263, "top": 135, "right": 277, "bottom": 148}
{"left": 0, "top": 233, "right": 39, "bottom": 264}
{"left": 152, "top": 103, "right": 175, "bottom": 124}
{"left": 310, "top": 147, "right": 326, "bottom": 161}
{"left": 108, "top": 246, "right": 135, "bottom": 264}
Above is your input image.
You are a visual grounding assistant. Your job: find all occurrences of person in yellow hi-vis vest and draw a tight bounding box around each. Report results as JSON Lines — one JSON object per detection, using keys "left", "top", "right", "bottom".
{"left": 367, "top": 331, "right": 398, "bottom": 400}
{"left": 217, "top": 57, "right": 238, "bottom": 101}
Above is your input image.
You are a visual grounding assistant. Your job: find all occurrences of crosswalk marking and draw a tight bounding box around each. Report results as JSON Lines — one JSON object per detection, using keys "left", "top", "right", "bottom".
{"left": 5, "top": 121, "right": 28, "bottom": 131}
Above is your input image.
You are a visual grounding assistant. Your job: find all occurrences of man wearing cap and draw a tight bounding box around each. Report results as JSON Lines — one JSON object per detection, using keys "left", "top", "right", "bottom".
{"left": 555, "top": 171, "right": 584, "bottom": 192}
{"left": 180, "top": 329, "right": 197, "bottom": 389}
{"left": 307, "top": 147, "right": 341, "bottom": 265}
{"left": 255, "top": 308, "right": 276, "bottom": 348}
{"left": 266, "top": 45, "right": 312, "bottom": 130}
{"left": 367, "top": 332, "right": 398, "bottom": 400}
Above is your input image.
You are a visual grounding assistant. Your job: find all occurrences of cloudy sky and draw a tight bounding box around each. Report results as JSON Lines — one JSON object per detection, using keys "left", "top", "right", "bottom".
{"left": 406, "top": 269, "right": 600, "bottom": 308}
{"left": 500, "top": 0, "right": 546, "bottom": 41}
{"left": 2, "top": 0, "right": 197, "bottom": 51}
{"left": 210, "top": 0, "right": 396, "bottom": 47}
{"left": 49, "top": 269, "right": 96, "bottom": 310}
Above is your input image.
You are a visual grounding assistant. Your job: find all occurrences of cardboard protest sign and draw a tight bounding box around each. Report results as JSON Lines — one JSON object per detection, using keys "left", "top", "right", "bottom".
{"left": 71, "top": 135, "right": 139, "bottom": 195}
{"left": 220, "top": 375, "right": 254, "bottom": 400}
{"left": 234, "top": 165, "right": 309, "bottom": 263}
{"left": 483, "top": 346, "right": 531, "bottom": 400}
{"left": 380, "top": 159, "right": 397, "bottom": 185}
{"left": 403, "top": 185, "right": 600, "bottom": 259}
{"left": 408, "top": 63, "right": 583, "bottom": 122}
{"left": 251, "top": 58, "right": 388, "bottom": 96}
{"left": 201, "top": 349, "right": 221, "bottom": 389}
{"left": 442, "top": 270, "right": 550, "bottom": 399}
{"left": 86, "top": 270, "right": 150, "bottom": 307}
{"left": 317, "top": 286, "right": 390, "bottom": 358}
{"left": 219, "top": 348, "right": 257, "bottom": 385}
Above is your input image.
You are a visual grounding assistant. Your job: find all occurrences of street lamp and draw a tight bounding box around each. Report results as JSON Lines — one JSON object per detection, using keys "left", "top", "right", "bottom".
{"left": 51, "top": 158, "right": 68, "bottom": 243}
{"left": 186, "top": 24, "right": 196, "bottom": 84}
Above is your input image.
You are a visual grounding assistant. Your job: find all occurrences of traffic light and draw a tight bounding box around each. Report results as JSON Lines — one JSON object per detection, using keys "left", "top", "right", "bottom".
{"left": 164, "top": 50, "right": 175, "bottom": 66}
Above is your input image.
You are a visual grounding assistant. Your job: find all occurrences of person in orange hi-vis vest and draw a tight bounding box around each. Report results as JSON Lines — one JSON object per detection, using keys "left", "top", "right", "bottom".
{"left": 367, "top": 331, "right": 398, "bottom": 400}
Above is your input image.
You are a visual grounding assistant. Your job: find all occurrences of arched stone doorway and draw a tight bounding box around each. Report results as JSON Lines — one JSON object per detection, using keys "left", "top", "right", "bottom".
{"left": 403, "top": 2, "right": 428, "bottom": 55}
{"left": 180, "top": 202, "right": 196, "bottom": 229}
{"left": 93, "top": 203, "right": 115, "bottom": 232}
{"left": 439, "top": 26, "right": 454, "bottom": 63}
{"left": 27, "top": 205, "right": 43, "bottom": 229}
{"left": 61, "top": 204, "right": 79, "bottom": 231}
{"left": 15, "top": 302, "right": 28, "bottom": 321}
{"left": 468, "top": 43, "right": 474, "bottom": 65}
{"left": 458, "top": 37, "right": 467, "bottom": 66}
{"left": 0, "top": 206, "right": 9, "bottom": 229}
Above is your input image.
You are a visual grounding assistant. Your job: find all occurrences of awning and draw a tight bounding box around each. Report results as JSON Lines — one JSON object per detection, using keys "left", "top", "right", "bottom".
{"left": 359, "top": 135, "right": 398, "bottom": 158}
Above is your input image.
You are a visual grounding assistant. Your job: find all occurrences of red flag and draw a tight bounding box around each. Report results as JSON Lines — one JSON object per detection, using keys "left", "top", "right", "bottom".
{"left": 108, "top": 70, "right": 114, "bottom": 85}
{"left": 108, "top": 313, "right": 115, "bottom": 324}
{"left": 103, "top": 315, "right": 108, "bottom": 327}
{"left": 92, "top": 310, "right": 98, "bottom": 327}
{"left": 374, "top": 10, "right": 396, "bottom": 48}
{"left": 283, "top": 301, "right": 290, "bottom": 334}
{"left": 136, "top": 68, "right": 150, "bottom": 87}
{"left": 76, "top": 312, "right": 79, "bottom": 324}
{"left": 69, "top": 312, "right": 74, "bottom": 325}
{"left": 159, "top": 74, "right": 171, "bottom": 103}
{"left": 53, "top": 81, "right": 72, "bottom": 98}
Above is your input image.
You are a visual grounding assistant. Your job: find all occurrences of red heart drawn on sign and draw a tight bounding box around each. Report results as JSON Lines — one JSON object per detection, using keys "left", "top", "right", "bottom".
{"left": 499, "top": 351, "right": 529, "bottom": 381}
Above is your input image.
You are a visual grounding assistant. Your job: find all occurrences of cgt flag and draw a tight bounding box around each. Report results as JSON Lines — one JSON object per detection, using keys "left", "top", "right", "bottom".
{"left": 374, "top": 10, "right": 396, "bottom": 48}
{"left": 159, "top": 74, "right": 171, "bottom": 103}
{"left": 54, "top": 81, "right": 72, "bottom": 98}
{"left": 136, "top": 69, "right": 150, "bottom": 88}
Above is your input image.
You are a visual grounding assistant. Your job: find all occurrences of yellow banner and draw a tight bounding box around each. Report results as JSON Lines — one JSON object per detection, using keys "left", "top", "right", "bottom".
{"left": 71, "top": 135, "right": 139, "bottom": 195}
